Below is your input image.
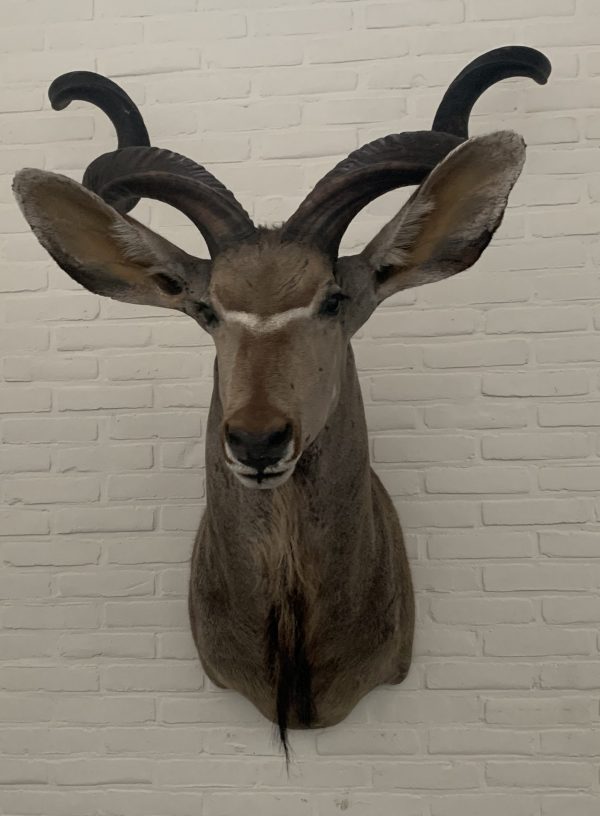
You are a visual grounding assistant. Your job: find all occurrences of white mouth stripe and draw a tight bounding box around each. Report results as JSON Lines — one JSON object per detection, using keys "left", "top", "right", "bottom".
{"left": 212, "top": 292, "right": 321, "bottom": 333}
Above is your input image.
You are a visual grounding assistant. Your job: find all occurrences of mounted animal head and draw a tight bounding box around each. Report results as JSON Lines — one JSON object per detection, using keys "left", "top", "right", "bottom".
{"left": 14, "top": 47, "right": 550, "bottom": 490}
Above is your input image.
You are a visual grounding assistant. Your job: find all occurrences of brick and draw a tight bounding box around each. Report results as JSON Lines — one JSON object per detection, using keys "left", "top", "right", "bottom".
{"left": 57, "top": 385, "right": 152, "bottom": 411}
{"left": 48, "top": 20, "right": 143, "bottom": 50}
{"left": 538, "top": 403, "right": 600, "bottom": 427}
{"left": 484, "top": 626, "right": 595, "bottom": 657}
{"left": 0, "top": 509, "right": 49, "bottom": 536}
{"left": 426, "top": 660, "right": 537, "bottom": 690}
{"left": 426, "top": 466, "right": 529, "bottom": 494}
{"left": 542, "top": 798, "right": 600, "bottom": 816}
{"left": 316, "top": 727, "right": 419, "bottom": 756}
{"left": 104, "top": 353, "right": 201, "bottom": 381}
{"left": 308, "top": 33, "right": 408, "bottom": 64}
{"left": 372, "top": 309, "right": 479, "bottom": 338}
{"left": 0, "top": 326, "right": 49, "bottom": 353}
{"left": 540, "top": 730, "right": 600, "bottom": 757}
{"left": 372, "top": 373, "right": 479, "bottom": 401}
{"left": 3, "top": 475, "right": 100, "bottom": 505}
{"left": 55, "top": 324, "right": 151, "bottom": 350}
{"left": 0, "top": 388, "right": 51, "bottom": 413}
{"left": 470, "top": 0, "right": 574, "bottom": 19}
{"left": 367, "top": 1, "right": 463, "bottom": 26}
{"left": 536, "top": 336, "right": 600, "bottom": 363}
{"left": 431, "top": 795, "right": 538, "bottom": 816}
{"left": 97, "top": 48, "right": 199, "bottom": 77}
{"left": 486, "top": 306, "right": 589, "bottom": 334}
{"left": 208, "top": 793, "right": 312, "bottom": 816}
{"left": 540, "top": 467, "right": 600, "bottom": 492}
{"left": 105, "top": 600, "right": 187, "bottom": 628}
{"left": 416, "top": 626, "right": 479, "bottom": 657}
{"left": 543, "top": 597, "right": 600, "bottom": 624}
{"left": 540, "top": 663, "right": 600, "bottom": 690}
{"left": 486, "top": 760, "right": 594, "bottom": 789}
{"left": 423, "top": 340, "right": 529, "bottom": 369}
{"left": 397, "top": 501, "right": 480, "bottom": 529}
{"left": 429, "top": 727, "right": 537, "bottom": 755}
{"left": 258, "top": 68, "right": 357, "bottom": 97}
{"left": 256, "top": 6, "right": 351, "bottom": 35}
{"left": 368, "top": 691, "right": 480, "bottom": 725}
{"left": 110, "top": 412, "right": 201, "bottom": 439}
{"left": 57, "top": 570, "right": 155, "bottom": 598}
{"left": 145, "top": 12, "right": 245, "bottom": 41}
{"left": 57, "top": 444, "right": 154, "bottom": 473}
{"left": 55, "top": 507, "right": 154, "bottom": 534}
{"left": 53, "top": 758, "right": 152, "bottom": 786}
{"left": 484, "top": 564, "right": 600, "bottom": 592}
{"left": 427, "top": 532, "right": 535, "bottom": 559}
{"left": 108, "top": 473, "right": 203, "bottom": 500}
{"left": 482, "top": 433, "right": 590, "bottom": 460}
{"left": 206, "top": 38, "right": 303, "bottom": 68}
{"left": 431, "top": 597, "right": 535, "bottom": 625}
{"left": 105, "top": 537, "right": 191, "bottom": 565}
{"left": 482, "top": 371, "right": 589, "bottom": 397}
{"left": 53, "top": 696, "right": 154, "bottom": 725}
{"left": 540, "top": 531, "right": 600, "bottom": 558}
{"left": 2, "top": 540, "right": 100, "bottom": 567}
{"left": 485, "top": 698, "right": 593, "bottom": 726}
{"left": 2, "top": 603, "right": 99, "bottom": 630}
{"left": 424, "top": 404, "right": 528, "bottom": 430}
{"left": 60, "top": 632, "right": 154, "bottom": 659}
{"left": 0, "top": 574, "right": 51, "bottom": 600}
{"left": 0, "top": 666, "right": 98, "bottom": 692}
{"left": 2, "top": 417, "right": 98, "bottom": 443}
{"left": 3, "top": 355, "right": 98, "bottom": 382}
{"left": 373, "top": 761, "right": 479, "bottom": 790}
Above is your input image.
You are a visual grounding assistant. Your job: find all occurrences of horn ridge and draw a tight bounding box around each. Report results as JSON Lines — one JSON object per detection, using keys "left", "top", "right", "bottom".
{"left": 97, "top": 148, "right": 256, "bottom": 257}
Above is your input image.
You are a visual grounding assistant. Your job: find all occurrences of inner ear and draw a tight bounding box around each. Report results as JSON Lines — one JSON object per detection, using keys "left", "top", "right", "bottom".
{"left": 152, "top": 273, "right": 184, "bottom": 296}
{"left": 361, "top": 131, "right": 526, "bottom": 301}
{"left": 14, "top": 168, "right": 211, "bottom": 310}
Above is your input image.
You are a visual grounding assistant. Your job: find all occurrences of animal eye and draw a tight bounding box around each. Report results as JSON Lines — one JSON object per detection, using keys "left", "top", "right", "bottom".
{"left": 319, "top": 292, "right": 346, "bottom": 317}
{"left": 196, "top": 302, "right": 218, "bottom": 326}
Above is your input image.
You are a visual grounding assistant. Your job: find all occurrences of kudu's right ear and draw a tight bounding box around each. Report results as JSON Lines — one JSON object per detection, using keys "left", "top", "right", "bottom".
{"left": 13, "top": 168, "right": 210, "bottom": 309}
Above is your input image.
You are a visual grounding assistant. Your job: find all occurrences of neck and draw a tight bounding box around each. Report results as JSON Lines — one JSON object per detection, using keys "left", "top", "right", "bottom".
{"left": 204, "top": 344, "right": 373, "bottom": 556}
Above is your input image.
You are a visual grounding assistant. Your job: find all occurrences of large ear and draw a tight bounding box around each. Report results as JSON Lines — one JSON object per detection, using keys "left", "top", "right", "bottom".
{"left": 13, "top": 168, "right": 210, "bottom": 309}
{"left": 361, "top": 131, "right": 525, "bottom": 302}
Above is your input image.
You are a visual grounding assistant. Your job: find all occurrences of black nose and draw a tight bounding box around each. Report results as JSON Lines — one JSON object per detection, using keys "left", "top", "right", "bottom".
{"left": 226, "top": 422, "right": 293, "bottom": 471}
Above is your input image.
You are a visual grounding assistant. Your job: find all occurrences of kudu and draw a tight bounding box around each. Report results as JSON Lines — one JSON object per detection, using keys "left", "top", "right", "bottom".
{"left": 13, "top": 46, "right": 551, "bottom": 760}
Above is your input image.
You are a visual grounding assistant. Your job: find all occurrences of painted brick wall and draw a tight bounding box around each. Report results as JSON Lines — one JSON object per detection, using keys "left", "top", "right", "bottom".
{"left": 1, "top": 1, "right": 599, "bottom": 813}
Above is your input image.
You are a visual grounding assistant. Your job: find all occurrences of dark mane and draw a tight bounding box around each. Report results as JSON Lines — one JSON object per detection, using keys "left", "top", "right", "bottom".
{"left": 266, "top": 588, "right": 315, "bottom": 768}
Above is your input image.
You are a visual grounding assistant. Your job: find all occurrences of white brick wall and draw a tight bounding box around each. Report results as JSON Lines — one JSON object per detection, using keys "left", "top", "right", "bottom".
{"left": 0, "top": 1, "right": 599, "bottom": 812}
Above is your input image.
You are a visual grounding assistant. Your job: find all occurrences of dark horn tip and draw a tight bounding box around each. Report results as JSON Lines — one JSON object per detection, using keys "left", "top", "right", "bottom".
{"left": 432, "top": 45, "right": 552, "bottom": 138}
{"left": 48, "top": 71, "right": 102, "bottom": 111}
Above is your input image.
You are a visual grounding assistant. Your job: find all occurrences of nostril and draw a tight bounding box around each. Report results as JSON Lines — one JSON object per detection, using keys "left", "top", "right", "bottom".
{"left": 266, "top": 423, "right": 292, "bottom": 449}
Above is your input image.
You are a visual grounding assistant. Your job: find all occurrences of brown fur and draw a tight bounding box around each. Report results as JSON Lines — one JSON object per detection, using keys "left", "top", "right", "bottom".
{"left": 189, "top": 346, "right": 414, "bottom": 730}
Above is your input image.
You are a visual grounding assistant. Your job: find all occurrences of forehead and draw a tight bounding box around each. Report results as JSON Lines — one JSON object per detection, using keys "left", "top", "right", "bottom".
{"left": 209, "top": 236, "right": 332, "bottom": 317}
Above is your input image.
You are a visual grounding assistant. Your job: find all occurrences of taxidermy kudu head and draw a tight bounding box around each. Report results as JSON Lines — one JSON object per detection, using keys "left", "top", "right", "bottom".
{"left": 13, "top": 46, "right": 551, "bottom": 763}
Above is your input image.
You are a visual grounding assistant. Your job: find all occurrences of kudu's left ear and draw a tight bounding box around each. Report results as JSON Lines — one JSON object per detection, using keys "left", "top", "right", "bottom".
{"left": 13, "top": 168, "right": 210, "bottom": 309}
{"left": 361, "top": 131, "right": 525, "bottom": 302}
